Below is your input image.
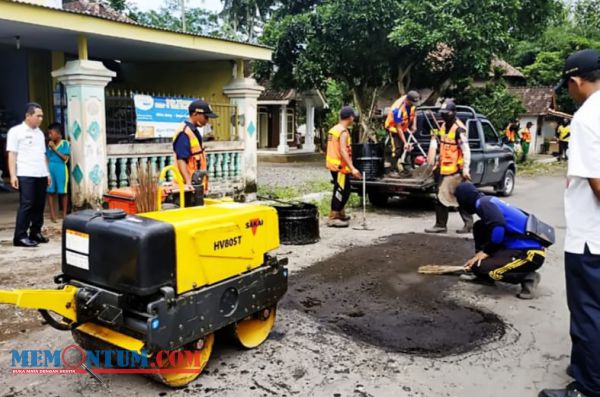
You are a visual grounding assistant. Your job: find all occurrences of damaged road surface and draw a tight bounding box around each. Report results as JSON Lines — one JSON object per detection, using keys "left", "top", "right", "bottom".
{"left": 284, "top": 234, "right": 506, "bottom": 357}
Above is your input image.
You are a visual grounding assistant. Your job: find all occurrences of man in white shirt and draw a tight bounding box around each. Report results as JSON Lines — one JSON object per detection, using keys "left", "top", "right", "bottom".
{"left": 540, "top": 49, "right": 600, "bottom": 397}
{"left": 6, "top": 103, "right": 51, "bottom": 247}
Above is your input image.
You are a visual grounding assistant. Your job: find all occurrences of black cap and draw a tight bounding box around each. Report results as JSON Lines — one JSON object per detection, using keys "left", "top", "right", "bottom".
{"left": 440, "top": 99, "right": 457, "bottom": 113}
{"left": 340, "top": 106, "right": 357, "bottom": 120}
{"left": 406, "top": 90, "right": 421, "bottom": 103}
{"left": 189, "top": 99, "right": 218, "bottom": 118}
{"left": 455, "top": 182, "right": 483, "bottom": 215}
{"left": 555, "top": 49, "right": 600, "bottom": 91}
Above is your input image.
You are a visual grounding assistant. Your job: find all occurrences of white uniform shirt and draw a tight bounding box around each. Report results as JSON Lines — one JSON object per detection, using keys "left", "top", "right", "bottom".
{"left": 565, "top": 89, "right": 600, "bottom": 255}
{"left": 6, "top": 122, "right": 49, "bottom": 178}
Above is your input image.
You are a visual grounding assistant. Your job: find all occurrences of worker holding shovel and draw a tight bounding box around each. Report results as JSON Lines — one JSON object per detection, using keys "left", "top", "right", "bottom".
{"left": 384, "top": 91, "right": 420, "bottom": 173}
{"left": 424, "top": 100, "right": 474, "bottom": 234}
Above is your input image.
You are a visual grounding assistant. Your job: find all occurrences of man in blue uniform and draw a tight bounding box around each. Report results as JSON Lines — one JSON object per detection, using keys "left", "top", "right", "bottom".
{"left": 455, "top": 182, "right": 552, "bottom": 299}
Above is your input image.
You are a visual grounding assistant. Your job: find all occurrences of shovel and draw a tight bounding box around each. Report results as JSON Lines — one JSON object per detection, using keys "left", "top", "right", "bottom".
{"left": 353, "top": 172, "right": 374, "bottom": 231}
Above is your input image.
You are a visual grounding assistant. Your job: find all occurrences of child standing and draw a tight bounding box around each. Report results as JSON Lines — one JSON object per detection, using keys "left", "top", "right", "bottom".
{"left": 46, "top": 123, "right": 70, "bottom": 223}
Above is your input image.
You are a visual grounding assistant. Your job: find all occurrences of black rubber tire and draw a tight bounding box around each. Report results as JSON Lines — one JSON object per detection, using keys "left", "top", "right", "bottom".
{"left": 368, "top": 191, "right": 389, "bottom": 207}
{"left": 496, "top": 169, "right": 515, "bottom": 197}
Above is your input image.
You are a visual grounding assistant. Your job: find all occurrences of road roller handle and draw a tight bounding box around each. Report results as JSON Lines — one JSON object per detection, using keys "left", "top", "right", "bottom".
{"left": 0, "top": 285, "right": 78, "bottom": 322}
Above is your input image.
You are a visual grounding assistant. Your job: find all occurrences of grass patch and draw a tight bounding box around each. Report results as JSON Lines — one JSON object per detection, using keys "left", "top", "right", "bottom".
{"left": 258, "top": 179, "right": 333, "bottom": 201}
{"left": 518, "top": 159, "right": 567, "bottom": 176}
{"left": 257, "top": 185, "right": 302, "bottom": 200}
{"left": 309, "top": 192, "right": 363, "bottom": 217}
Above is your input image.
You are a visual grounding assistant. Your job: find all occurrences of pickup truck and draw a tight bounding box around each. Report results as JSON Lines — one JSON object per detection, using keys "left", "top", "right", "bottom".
{"left": 351, "top": 105, "right": 517, "bottom": 207}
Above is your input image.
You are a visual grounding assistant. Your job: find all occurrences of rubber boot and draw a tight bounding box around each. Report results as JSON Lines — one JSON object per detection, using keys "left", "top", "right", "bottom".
{"left": 425, "top": 202, "right": 448, "bottom": 233}
{"left": 518, "top": 272, "right": 541, "bottom": 300}
{"left": 338, "top": 210, "right": 351, "bottom": 221}
{"left": 327, "top": 212, "right": 349, "bottom": 228}
{"left": 456, "top": 208, "right": 474, "bottom": 234}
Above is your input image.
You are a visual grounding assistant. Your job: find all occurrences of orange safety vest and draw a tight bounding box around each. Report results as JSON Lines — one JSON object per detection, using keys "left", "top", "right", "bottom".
{"left": 385, "top": 97, "right": 416, "bottom": 134}
{"left": 505, "top": 127, "right": 517, "bottom": 143}
{"left": 519, "top": 128, "right": 532, "bottom": 143}
{"left": 326, "top": 125, "right": 352, "bottom": 174}
{"left": 437, "top": 121, "right": 465, "bottom": 176}
{"left": 173, "top": 122, "right": 208, "bottom": 192}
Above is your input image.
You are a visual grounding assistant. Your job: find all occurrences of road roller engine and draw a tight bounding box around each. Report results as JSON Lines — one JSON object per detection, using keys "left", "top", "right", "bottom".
{"left": 0, "top": 194, "right": 288, "bottom": 387}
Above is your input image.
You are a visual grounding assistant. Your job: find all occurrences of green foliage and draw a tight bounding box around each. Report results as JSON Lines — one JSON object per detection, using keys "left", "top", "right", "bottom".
{"left": 324, "top": 80, "right": 351, "bottom": 128}
{"left": 106, "top": 0, "right": 127, "bottom": 12}
{"left": 128, "top": 0, "right": 231, "bottom": 38}
{"left": 509, "top": 1, "right": 600, "bottom": 113}
{"left": 455, "top": 81, "right": 525, "bottom": 131}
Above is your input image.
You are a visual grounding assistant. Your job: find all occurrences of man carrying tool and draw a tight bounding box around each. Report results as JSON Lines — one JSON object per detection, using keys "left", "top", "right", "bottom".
{"left": 519, "top": 121, "right": 533, "bottom": 162}
{"left": 326, "top": 106, "right": 362, "bottom": 228}
{"left": 556, "top": 118, "right": 571, "bottom": 161}
{"left": 424, "top": 100, "right": 474, "bottom": 234}
{"left": 384, "top": 90, "right": 420, "bottom": 172}
{"left": 173, "top": 99, "right": 218, "bottom": 191}
{"left": 455, "top": 182, "right": 551, "bottom": 299}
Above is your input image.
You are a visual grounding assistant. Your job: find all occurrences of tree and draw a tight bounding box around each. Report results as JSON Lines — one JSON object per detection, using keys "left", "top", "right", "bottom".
{"left": 455, "top": 81, "right": 525, "bottom": 132}
{"left": 106, "top": 0, "right": 127, "bottom": 12}
{"left": 131, "top": 0, "right": 228, "bottom": 38}
{"left": 388, "top": 0, "right": 562, "bottom": 104}
{"left": 510, "top": 0, "right": 600, "bottom": 113}
{"left": 256, "top": 0, "right": 402, "bottom": 139}
{"left": 220, "top": 0, "right": 275, "bottom": 42}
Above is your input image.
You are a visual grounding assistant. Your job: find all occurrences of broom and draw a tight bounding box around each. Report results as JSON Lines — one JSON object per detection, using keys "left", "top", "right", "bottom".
{"left": 133, "top": 163, "right": 159, "bottom": 213}
{"left": 418, "top": 265, "right": 466, "bottom": 275}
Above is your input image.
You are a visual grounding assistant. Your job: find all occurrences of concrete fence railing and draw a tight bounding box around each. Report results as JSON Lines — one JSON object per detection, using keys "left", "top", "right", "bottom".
{"left": 106, "top": 142, "right": 245, "bottom": 199}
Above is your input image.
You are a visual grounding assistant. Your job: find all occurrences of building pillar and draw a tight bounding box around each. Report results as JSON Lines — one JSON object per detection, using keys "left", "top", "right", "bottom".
{"left": 52, "top": 60, "right": 115, "bottom": 208}
{"left": 304, "top": 98, "right": 316, "bottom": 152}
{"left": 223, "top": 76, "right": 264, "bottom": 200}
{"left": 277, "top": 105, "right": 289, "bottom": 154}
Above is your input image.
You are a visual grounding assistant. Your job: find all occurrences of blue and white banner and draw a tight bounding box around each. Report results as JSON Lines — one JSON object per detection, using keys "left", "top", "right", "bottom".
{"left": 134, "top": 95, "right": 194, "bottom": 139}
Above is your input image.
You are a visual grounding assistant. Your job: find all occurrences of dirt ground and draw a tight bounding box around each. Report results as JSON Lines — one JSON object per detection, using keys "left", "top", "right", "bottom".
{"left": 284, "top": 234, "right": 505, "bottom": 357}
{"left": 0, "top": 174, "right": 572, "bottom": 397}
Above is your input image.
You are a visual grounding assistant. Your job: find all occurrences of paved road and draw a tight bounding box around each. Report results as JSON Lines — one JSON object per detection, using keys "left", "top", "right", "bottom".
{"left": 0, "top": 173, "right": 571, "bottom": 397}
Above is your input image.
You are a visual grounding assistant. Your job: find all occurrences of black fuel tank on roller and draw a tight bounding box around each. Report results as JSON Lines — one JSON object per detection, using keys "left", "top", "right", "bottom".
{"left": 61, "top": 209, "right": 176, "bottom": 296}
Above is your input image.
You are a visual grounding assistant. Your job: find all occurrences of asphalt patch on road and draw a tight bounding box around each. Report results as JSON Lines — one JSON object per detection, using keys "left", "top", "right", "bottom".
{"left": 283, "top": 233, "right": 506, "bottom": 357}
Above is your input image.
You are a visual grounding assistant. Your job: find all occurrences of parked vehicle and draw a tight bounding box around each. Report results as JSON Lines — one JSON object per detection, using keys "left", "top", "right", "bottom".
{"left": 351, "top": 105, "right": 517, "bottom": 207}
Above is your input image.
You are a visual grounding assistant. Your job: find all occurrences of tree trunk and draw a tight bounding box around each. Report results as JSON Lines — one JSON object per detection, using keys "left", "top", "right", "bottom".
{"left": 397, "top": 63, "right": 415, "bottom": 95}
{"left": 351, "top": 87, "right": 371, "bottom": 143}
{"left": 424, "top": 78, "right": 453, "bottom": 106}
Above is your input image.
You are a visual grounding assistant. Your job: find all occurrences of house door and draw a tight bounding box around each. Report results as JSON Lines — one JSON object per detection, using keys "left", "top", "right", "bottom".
{"left": 258, "top": 110, "right": 269, "bottom": 148}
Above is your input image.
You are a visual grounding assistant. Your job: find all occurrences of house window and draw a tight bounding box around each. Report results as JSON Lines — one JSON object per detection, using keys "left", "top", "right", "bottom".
{"left": 286, "top": 109, "right": 295, "bottom": 142}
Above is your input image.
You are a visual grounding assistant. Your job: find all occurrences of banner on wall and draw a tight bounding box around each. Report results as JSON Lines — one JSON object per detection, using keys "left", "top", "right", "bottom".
{"left": 133, "top": 95, "right": 194, "bottom": 139}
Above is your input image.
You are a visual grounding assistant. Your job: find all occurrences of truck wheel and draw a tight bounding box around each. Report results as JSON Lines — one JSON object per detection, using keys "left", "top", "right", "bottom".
{"left": 496, "top": 169, "right": 515, "bottom": 197}
{"left": 368, "top": 192, "right": 389, "bottom": 207}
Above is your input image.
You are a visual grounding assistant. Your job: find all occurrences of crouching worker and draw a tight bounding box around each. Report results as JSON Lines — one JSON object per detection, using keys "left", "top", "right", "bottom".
{"left": 325, "top": 106, "right": 362, "bottom": 227}
{"left": 455, "top": 182, "right": 555, "bottom": 299}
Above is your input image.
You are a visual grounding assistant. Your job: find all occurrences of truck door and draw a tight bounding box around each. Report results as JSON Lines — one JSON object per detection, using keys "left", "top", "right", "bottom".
{"left": 467, "top": 119, "right": 484, "bottom": 184}
{"left": 481, "top": 120, "right": 504, "bottom": 184}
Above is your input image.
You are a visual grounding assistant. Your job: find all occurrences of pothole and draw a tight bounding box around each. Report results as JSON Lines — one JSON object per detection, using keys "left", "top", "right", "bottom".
{"left": 284, "top": 233, "right": 506, "bottom": 357}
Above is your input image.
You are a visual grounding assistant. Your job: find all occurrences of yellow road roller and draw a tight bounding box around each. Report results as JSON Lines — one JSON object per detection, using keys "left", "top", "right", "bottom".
{"left": 0, "top": 199, "right": 288, "bottom": 387}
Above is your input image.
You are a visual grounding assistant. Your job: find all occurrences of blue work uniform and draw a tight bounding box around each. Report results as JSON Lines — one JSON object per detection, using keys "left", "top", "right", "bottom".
{"left": 471, "top": 196, "right": 546, "bottom": 283}
{"left": 47, "top": 140, "right": 70, "bottom": 195}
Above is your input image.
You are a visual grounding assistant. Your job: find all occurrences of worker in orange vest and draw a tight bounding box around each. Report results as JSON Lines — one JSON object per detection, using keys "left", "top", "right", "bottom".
{"left": 326, "top": 106, "right": 362, "bottom": 228}
{"left": 425, "top": 100, "right": 473, "bottom": 234}
{"left": 384, "top": 91, "right": 420, "bottom": 172}
{"left": 173, "top": 99, "right": 218, "bottom": 192}
{"left": 504, "top": 120, "right": 520, "bottom": 149}
{"left": 519, "top": 122, "right": 533, "bottom": 162}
